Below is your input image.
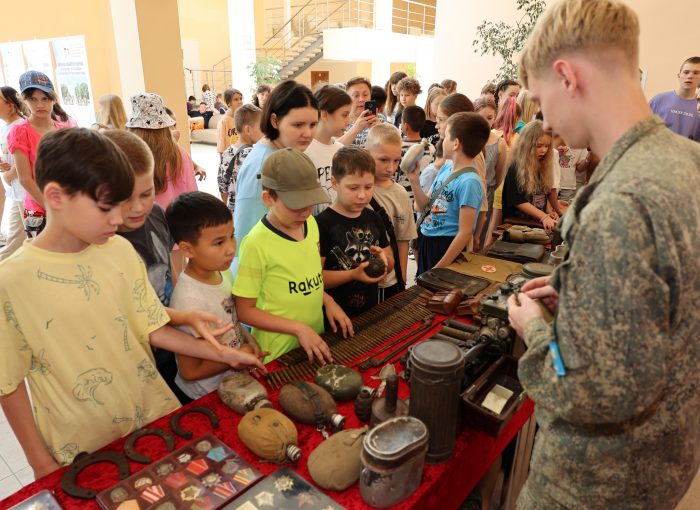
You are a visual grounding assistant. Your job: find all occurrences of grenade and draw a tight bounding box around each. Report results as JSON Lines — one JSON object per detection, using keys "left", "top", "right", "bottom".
{"left": 355, "top": 388, "right": 374, "bottom": 422}
{"left": 279, "top": 381, "right": 346, "bottom": 434}
{"left": 315, "top": 364, "right": 364, "bottom": 401}
{"left": 308, "top": 427, "right": 368, "bottom": 490}
{"left": 370, "top": 374, "right": 408, "bottom": 427}
{"left": 217, "top": 372, "right": 272, "bottom": 415}
{"left": 399, "top": 138, "right": 429, "bottom": 174}
{"left": 364, "top": 257, "right": 386, "bottom": 278}
{"left": 238, "top": 408, "right": 301, "bottom": 463}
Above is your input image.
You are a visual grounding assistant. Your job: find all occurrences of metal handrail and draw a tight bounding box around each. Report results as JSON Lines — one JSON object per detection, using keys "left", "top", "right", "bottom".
{"left": 392, "top": 0, "right": 436, "bottom": 35}
{"left": 262, "top": 0, "right": 371, "bottom": 63}
{"left": 262, "top": 0, "right": 316, "bottom": 47}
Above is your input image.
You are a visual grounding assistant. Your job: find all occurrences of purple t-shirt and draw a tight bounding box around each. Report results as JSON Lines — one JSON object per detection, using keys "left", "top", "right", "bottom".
{"left": 649, "top": 91, "right": 700, "bottom": 141}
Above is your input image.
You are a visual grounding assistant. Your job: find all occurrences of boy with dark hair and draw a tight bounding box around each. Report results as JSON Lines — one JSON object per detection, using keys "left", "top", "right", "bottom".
{"left": 316, "top": 145, "right": 393, "bottom": 317}
{"left": 401, "top": 104, "right": 426, "bottom": 136}
{"left": 218, "top": 103, "right": 263, "bottom": 213}
{"left": 397, "top": 105, "right": 435, "bottom": 200}
{"left": 166, "top": 192, "right": 264, "bottom": 400}
{"left": 371, "top": 85, "right": 388, "bottom": 116}
{"left": 234, "top": 148, "right": 352, "bottom": 364}
{"left": 0, "top": 128, "right": 263, "bottom": 477}
{"left": 409, "top": 113, "right": 489, "bottom": 272}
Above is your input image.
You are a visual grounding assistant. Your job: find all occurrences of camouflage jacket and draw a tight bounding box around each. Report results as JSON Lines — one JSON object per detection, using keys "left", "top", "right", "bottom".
{"left": 517, "top": 117, "right": 700, "bottom": 510}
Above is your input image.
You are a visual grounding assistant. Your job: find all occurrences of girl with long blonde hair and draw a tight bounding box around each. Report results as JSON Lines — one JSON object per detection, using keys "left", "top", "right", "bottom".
{"left": 94, "top": 94, "right": 127, "bottom": 130}
{"left": 501, "top": 120, "right": 558, "bottom": 231}
{"left": 422, "top": 86, "right": 447, "bottom": 142}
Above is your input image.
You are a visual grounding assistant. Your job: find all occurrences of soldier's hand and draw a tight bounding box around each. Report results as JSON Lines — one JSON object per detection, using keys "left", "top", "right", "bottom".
{"left": 522, "top": 276, "right": 559, "bottom": 313}
{"left": 507, "top": 293, "right": 544, "bottom": 338}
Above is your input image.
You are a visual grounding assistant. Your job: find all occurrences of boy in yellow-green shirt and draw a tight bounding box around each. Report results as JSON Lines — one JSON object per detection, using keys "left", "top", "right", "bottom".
{"left": 234, "top": 148, "right": 353, "bottom": 364}
{"left": 0, "top": 128, "right": 263, "bottom": 478}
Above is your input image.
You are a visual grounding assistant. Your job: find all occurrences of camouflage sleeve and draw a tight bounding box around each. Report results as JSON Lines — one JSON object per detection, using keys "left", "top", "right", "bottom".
{"left": 518, "top": 193, "right": 673, "bottom": 425}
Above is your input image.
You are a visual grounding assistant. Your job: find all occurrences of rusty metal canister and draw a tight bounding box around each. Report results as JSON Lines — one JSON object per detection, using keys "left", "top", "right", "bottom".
{"left": 359, "top": 416, "right": 428, "bottom": 508}
{"left": 408, "top": 340, "right": 465, "bottom": 463}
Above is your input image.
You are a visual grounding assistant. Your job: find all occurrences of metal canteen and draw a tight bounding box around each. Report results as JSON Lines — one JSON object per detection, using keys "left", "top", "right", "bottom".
{"left": 218, "top": 372, "right": 272, "bottom": 414}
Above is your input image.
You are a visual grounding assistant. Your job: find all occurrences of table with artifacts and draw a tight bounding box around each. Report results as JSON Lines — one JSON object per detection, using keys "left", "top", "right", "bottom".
{"left": 1, "top": 252, "right": 544, "bottom": 510}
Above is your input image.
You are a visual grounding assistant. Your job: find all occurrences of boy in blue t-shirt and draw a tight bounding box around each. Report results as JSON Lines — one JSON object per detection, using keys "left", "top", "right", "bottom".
{"left": 408, "top": 112, "right": 491, "bottom": 273}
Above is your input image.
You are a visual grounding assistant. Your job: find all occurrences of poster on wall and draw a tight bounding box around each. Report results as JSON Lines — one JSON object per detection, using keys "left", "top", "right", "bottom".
{"left": 51, "top": 36, "right": 95, "bottom": 127}
{"left": 0, "top": 42, "right": 25, "bottom": 89}
{"left": 0, "top": 35, "right": 95, "bottom": 127}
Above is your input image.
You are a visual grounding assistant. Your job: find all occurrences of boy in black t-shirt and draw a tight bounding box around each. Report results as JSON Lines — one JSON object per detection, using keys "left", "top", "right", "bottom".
{"left": 316, "top": 146, "right": 393, "bottom": 318}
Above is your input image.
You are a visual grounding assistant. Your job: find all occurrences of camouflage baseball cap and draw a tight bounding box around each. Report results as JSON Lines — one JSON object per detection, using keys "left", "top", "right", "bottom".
{"left": 260, "top": 148, "right": 330, "bottom": 209}
{"left": 19, "top": 71, "right": 54, "bottom": 94}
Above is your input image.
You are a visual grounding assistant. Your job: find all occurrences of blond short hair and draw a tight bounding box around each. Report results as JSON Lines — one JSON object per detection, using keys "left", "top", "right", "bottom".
{"left": 366, "top": 123, "right": 402, "bottom": 149}
{"left": 103, "top": 129, "right": 154, "bottom": 176}
{"left": 519, "top": 0, "right": 639, "bottom": 86}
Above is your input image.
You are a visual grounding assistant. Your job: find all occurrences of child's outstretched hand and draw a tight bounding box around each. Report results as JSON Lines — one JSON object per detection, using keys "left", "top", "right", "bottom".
{"left": 295, "top": 323, "right": 333, "bottom": 365}
{"left": 324, "top": 295, "right": 354, "bottom": 339}
{"left": 222, "top": 346, "right": 267, "bottom": 374}
{"left": 182, "top": 310, "right": 234, "bottom": 352}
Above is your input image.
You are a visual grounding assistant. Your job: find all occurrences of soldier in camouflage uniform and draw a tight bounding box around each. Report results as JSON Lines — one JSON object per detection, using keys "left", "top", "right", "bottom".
{"left": 507, "top": 1, "right": 700, "bottom": 509}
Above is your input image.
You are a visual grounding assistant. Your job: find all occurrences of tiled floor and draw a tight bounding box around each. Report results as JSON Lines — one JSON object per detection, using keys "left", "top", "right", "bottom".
{"left": 0, "top": 405, "right": 32, "bottom": 500}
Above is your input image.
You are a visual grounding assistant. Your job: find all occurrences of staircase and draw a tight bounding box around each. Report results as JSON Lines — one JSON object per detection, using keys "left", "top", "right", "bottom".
{"left": 260, "top": 0, "right": 374, "bottom": 81}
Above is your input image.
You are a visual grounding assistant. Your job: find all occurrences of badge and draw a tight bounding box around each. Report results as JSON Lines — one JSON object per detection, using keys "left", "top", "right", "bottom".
{"left": 255, "top": 490, "right": 275, "bottom": 506}
{"left": 141, "top": 484, "right": 165, "bottom": 504}
{"left": 164, "top": 471, "right": 188, "bottom": 489}
{"left": 212, "top": 481, "right": 238, "bottom": 499}
{"left": 233, "top": 468, "right": 256, "bottom": 485}
{"left": 481, "top": 265, "right": 497, "bottom": 273}
{"left": 221, "top": 459, "right": 240, "bottom": 474}
{"left": 195, "top": 440, "right": 212, "bottom": 452}
{"left": 177, "top": 452, "right": 192, "bottom": 464}
{"left": 274, "top": 475, "right": 294, "bottom": 492}
{"left": 156, "top": 462, "right": 175, "bottom": 477}
{"left": 180, "top": 485, "right": 204, "bottom": 501}
{"left": 186, "top": 458, "right": 209, "bottom": 475}
{"left": 201, "top": 472, "right": 221, "bottom": 488}
{"left": 206, "top": 446, "right": 228, "bottom": 462}
{"left": 110, "top": 487, "right": 128, "bottom": 503}
{"left": 134, "top": 477, "right": 152, "bottom": 489}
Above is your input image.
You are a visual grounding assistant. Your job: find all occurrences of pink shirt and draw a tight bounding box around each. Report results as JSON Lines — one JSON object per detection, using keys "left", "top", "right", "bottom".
{"left": 7, "top": 119, "right": 69, "bottom": 214}
{"left": 155, "top": 145, "right": 198, "bottom": 209}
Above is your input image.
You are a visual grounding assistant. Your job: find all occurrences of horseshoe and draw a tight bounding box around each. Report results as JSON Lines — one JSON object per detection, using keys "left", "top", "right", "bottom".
{"left": 169, "top": 406, "right": 219, "bottom": 439}
{"left": 61, "top": 450, "right": 130, "bottom": 499}
{"left": 124, "top": 427, "right": 176, "bottom": 463}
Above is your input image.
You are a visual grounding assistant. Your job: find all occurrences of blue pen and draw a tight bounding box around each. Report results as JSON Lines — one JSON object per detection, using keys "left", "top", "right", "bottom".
{"left": 548, "top": 341, "right": 567, "bottom": 376}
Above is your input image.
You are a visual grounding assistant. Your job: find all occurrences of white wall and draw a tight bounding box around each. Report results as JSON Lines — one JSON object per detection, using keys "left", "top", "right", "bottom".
{"left": 323, "top": 27, "right": 435, "bottom": 103}
{"left": 433, "top": 0, "right": 700, "bottom": 99}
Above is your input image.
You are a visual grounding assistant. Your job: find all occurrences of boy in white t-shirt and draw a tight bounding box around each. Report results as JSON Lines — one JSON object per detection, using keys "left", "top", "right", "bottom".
{"left": 305, "top": 85, "right": 352, "bottom": 212}
{"left": 166, "top": 191, "right": 265, "bottom": 399}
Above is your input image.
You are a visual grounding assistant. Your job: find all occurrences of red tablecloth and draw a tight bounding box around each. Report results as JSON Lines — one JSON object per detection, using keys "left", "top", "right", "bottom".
{"left": 0, "top": 319, "right": 534, "bottom": 510}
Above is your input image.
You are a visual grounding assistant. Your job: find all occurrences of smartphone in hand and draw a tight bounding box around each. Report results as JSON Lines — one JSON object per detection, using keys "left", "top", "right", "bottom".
{"left": 364, "top": 100, "right": 377, "bottom": 115}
